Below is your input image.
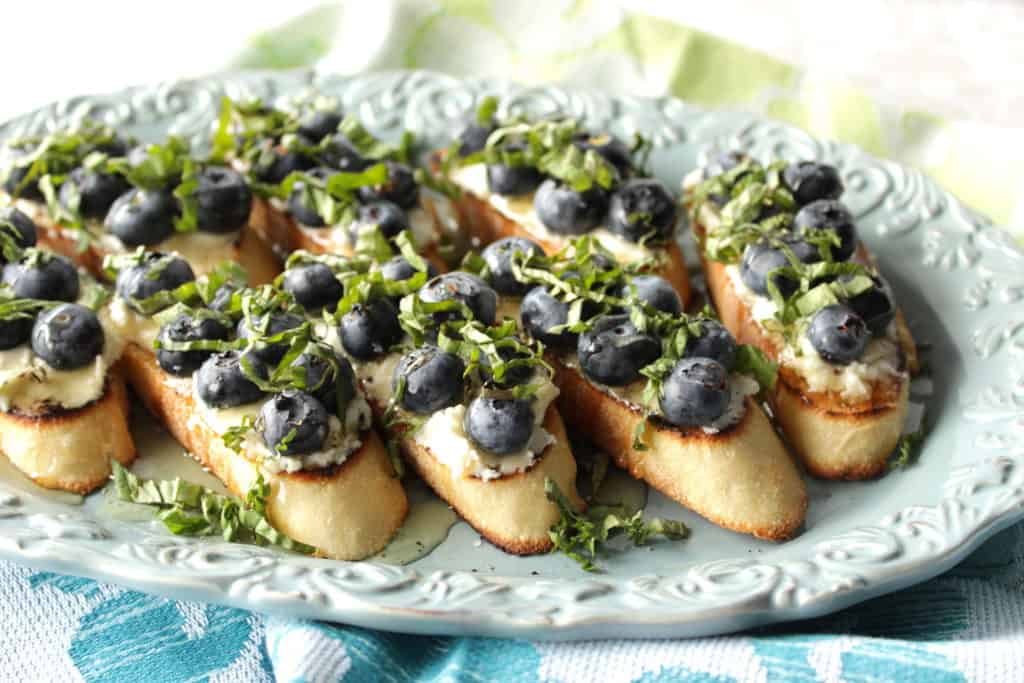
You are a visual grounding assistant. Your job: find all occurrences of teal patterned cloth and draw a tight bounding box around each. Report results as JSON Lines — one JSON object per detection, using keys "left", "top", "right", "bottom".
{"left": 2, "top": 520, "right": 1023, "bottom": 681}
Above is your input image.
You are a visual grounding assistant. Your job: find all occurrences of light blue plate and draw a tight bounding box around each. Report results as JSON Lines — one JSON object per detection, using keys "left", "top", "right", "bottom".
{"left": 1, "top": 70, "right": 1021, "bottom": 641}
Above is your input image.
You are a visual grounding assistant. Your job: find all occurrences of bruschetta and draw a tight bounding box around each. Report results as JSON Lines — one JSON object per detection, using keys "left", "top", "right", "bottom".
{"left": 683, "top": 154, "right": 916, "bottom": 479}
{"left": 0, "top": 121, "right": 279, "bottom": 285}
{"left": 0, "top": 213, "right": 134, "bottom": 493}
{"left": 276, "top": 241, "right": 584, "bottom": 555}
{"left": 101, "top": 249, "right": 407, "bottom": 560}
{"left": 467, "top": 234, "right": 807, "bottom": 540}
{"left": 435, "top": 98, "right": 691, "bottom": 305}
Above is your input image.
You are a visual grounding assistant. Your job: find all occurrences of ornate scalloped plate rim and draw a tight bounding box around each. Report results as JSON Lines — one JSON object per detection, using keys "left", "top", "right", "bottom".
{"left": 0, "top": 69, "right": 1021, "bottom": 640}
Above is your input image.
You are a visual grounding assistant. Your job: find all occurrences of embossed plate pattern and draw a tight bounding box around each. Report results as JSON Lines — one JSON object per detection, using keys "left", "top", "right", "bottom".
{"left": 1, "top": 70, "right": 1022, "bottom": 640}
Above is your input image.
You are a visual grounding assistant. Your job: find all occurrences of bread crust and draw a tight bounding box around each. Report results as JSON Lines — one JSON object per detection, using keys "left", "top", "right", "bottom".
{"left": 552, "top": 358, "right": 807, "bottom": 541}
{"left": 120, "top": 344, "right": 408, "bottom": 560}
{"left": 448, "top": 188, "right": 692, "bottom": 306}
{"left": 0, "top": 369, "right": 136, "bottom": 494}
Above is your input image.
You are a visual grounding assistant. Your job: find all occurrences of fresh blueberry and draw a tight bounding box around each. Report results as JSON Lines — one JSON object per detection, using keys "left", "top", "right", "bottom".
{"left": 419, "top": 272, "right": 498, "bottom": 325}
{"left": 793, "top": 199, "right": 857, "bottom": 261}
{"left": 619, "top": 275, "right": 681, "bottom": 314}
{"left": 297, "top": 109, "right": 343, "bottom": 142}
{"left": 577, "top": 314, "right": 661, "bottom": 386}
{"left": 684, "top": 319, "right": 737, "bottom": 370}
{"left": 104, "top": 188, "right": 177, "bottom": 246}
{"left": 195, "top": 352, "right": 267, "bottom": 408}
{"left": 252, "top": 147, "right": 315, "bottom": 185}
{"left": 260, "top": 390, "right": 329, "bottom": 455}
{"left": 0, "top": 207, "right": 38, "bottom": 252}
{"left": 465, "top": 397, "right": 534, "bottom": 455}
{"left": 739, "top": 238, "right": 820, "bottom": 298}
{"left": 93, "top": 134, "right": 130, "bottom": 158}
{"left": 486, "top": 143, "right": 543, "bottom": 196}
{"left": 357, "top": 161, "right": 419, "bottom": 210}
{"left": 520, "top": 286, "right": 576, "bottom": 349}
{"left": 338, "top": 297, "right": 403, "bottom": 360}
{"left": 321, "top": 135, "right": 368, "bottom": 173}
{"left": 2, "top": 162, "right": 42, "bottom": 200}
{"left": 31, "top": 303, "right": 104, "bottom": 370}
{"left": 379, "top": 254, "right": 437, "bottom": 284}
{"left": 844, "top": 276, "right": 895, "bottom": 337}
{"left": 2, "top": 252, "right": 80, "bottom": 302}
{"left": 156, "top": 313, "right": 231, "bottom": 376}
{"left": 287, "top": 167, "right": 336, "bottom": 227}
{"left": 701, "top": 150, "right": 747, "bottom": 179}
{"left": 115, "top": 253, "right": 195, "bottom": 312}
{"left": 456, "top": 122, "right": 495, "bottom": 156}
{"left": 659, "top": 357, "right": 730, "bottom": 428}
{"left": 59, "top": 167, "right": 129, "bottom": 220}
{"left": 194, "top": 166, "right": 253, "bottom": 233}
{"left": 481, "top": 237, "right": 543, "bottom": 296}
{"left": 533, "top": 179, "right": 609, "bottom": 235}
{"left": 353, "top": 200, "right": 409, "bottom": 241}
{"left": 282, "top": 263, "right": 343, "bottom": 311}
{"left": 479, "top": 345, "right": 534, "bottom": 388}
{"left": 393, "top": 346, "right": 465, "bottom": 414}
{"left": 807, "top": 303, "right": 869, "bottom": 365}
{"left": 607, "top": 178, "right": 677, "bottom": 243}
{"left": 0, "top": 315, "right": 33, "bottom": 350}
{"left": 783, "top": 161, "right": 844, "bottom": 206}
{"left": 236, "top": 312, "right": 305, "bottom": 364}
{"left": 291, "top": 351, "right": 356, "bottom": 409}
{"left": 575, "top": 133, "right": 633, "bottom": 176}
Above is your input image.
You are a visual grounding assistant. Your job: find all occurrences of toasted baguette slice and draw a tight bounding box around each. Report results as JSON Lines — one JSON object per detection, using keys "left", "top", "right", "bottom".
{"left": 0, "top": 370, "right": 135, "bottom": 494}
{"left": 552, "top": 359, "right": 806, "bottom": 541}
{"left": 446, "top": 180, "right": 692, "bottom": 305}
{"left": 248, "top": 197, "right": 449, "bottom": 274}
{"left": 120, "top": 344, "right": 408, "bottom": 560}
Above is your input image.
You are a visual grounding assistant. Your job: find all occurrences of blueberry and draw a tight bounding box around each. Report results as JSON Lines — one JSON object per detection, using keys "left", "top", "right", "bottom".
{"left": 195, "top": 166, "right": 253, "bottom": 233}
{"left": 287, "top": 167, "right": 336, "bottom": 227}
{"left": 260, "top": 390, "right": 329, "bottom": 455}
{"left": 607, "top": 178, "right": 677, "bottom": 243}
{"left": 574, "top": 133, "right": 632, "bottom": 176}
{"left": 793, "top": 199, "right": 857, "bottom": 261}
{"left": 393, "top": 346, "right": 465, "bottom": 414}
{"left": 104, "top": 189, "right": 178, "bottom": 246}
{"left": 59, "top": 167, "right": 129, "bottom": 220}
{"left": 379, "top": 254, "right": 437, "bottom": 283}
{"left": 357, "top": 161, "right": 419, "bottom": 210}
{"left": 0, "top": 207, "right": 38, "bottom": 253}
{"left": 209, "top": 283, "right": 238, "bottom": 312}
{"left": 533, "top": 179, "right": 609, "bottom": 235}
{"left": 739, "top": 238, "right": 820, "bottom": 298}
{"left": 338, "top": 297, "right": 403, "bottom": 360}
{"left": 2, "top": 252, "right": 80, "bottom": 302}
{"left": 701, "top": 150, "right": 747, "bottom": 179}
{"left": 2, "top": 163, "right": 42, "bottom": 200}
{"left": 479, "top": 345, "right": 534, "bottom": 388}
{"left": 93, "top": 135, "right": 130, "bottom": 158}
{"left": 520, "top": 286, "right": 576, "bottom": 349}
{"left": 195, "top": 352, "right": 267, "bottom": 408}
{"left": 659, "top": 357, "right": 730, "bottom": 428}
{"left": 807, "top": 304, "right": 869, "bottom": 365}
{"left": 465, "top": 397, "right": 534, "bottom": 455}
{"left": 0, "top": 315, "right": 33, "bottom": 350}
{"left": 282, "top": 263, "right": 343, "bottom": 311}
{"left": 252, "top": 147, "right": 314, "bottom": 185}
{"left": 684, "top": 319, "right": 737, "bottom": 370}
{"left": 354, "top": 200, "right": 409, "bottom": 241}
{"left": 236, "top": 312, "right": 305, "bottom": 364}
{"left": 31, "top": 303, "right": 104, "bottom": 370}
{"left": 156, "top": 314, "right": 231, "bottom": 376}
{"left": 456, "top": 122, "right": 495, "bottom": 156}
{"left": 486, "top": 143, "right": 543, "bottom": 196}
{"left": 481, "top": 237, "right": 543, "bottom": 296}
{"left": 297, "top": 109, "right": 343, "bottom": 142}
{"left": 783, "top": 161, "right": 844, "bottom": 206}
{"left": 844, "top": 276, "right": 895, "bottom": 337}
{"left": 620, "top": 275, "right": 681, "bottom": 314}
{"left": 115, "top": 253, "right": 195, "bottom": 312}
{"left": 419, "top": 272, "right": 498, "bottom": 325}
{"left": 577, "top": 314, "right": 661, "bottom": 386}
{"left": 291, "top": 351, "right": 356, "bottom": 409}
{"left": 321, "top": 135, "right": 368, "bottom": 173}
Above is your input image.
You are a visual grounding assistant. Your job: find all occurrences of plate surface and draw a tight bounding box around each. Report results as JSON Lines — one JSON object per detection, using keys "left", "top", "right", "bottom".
{"left": 1, "top": 69, "right": 1022, "bottom": 641}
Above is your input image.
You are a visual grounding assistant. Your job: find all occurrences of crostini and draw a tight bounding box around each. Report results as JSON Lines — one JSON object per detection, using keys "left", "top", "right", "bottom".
{"left": 102, "top": 249, "right": 407, "bottom": 560}
{"left": 0, "top": 213, "right": 134, "bottom": 493}
{"left": 276, "top": 239, "right": 584, "bottom": 555}
{"left": 0, "top": 122, "right": 279, "bottom": 285}
{"left": 470, "top": 234, "right": 807, "bottom": 541}
{"left": 213, "top": 97, "right": 457, "bottom": 272}
{"left": 435, "top": 98, "right": 691, "bottom": 305}
{"left": 683, "top": 154, "right": 916, "bottom": 479}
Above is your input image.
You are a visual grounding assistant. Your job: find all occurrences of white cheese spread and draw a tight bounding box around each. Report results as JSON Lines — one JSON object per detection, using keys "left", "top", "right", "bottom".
{"left": 108, "top": 296, "right": 161, "bottom": 350}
